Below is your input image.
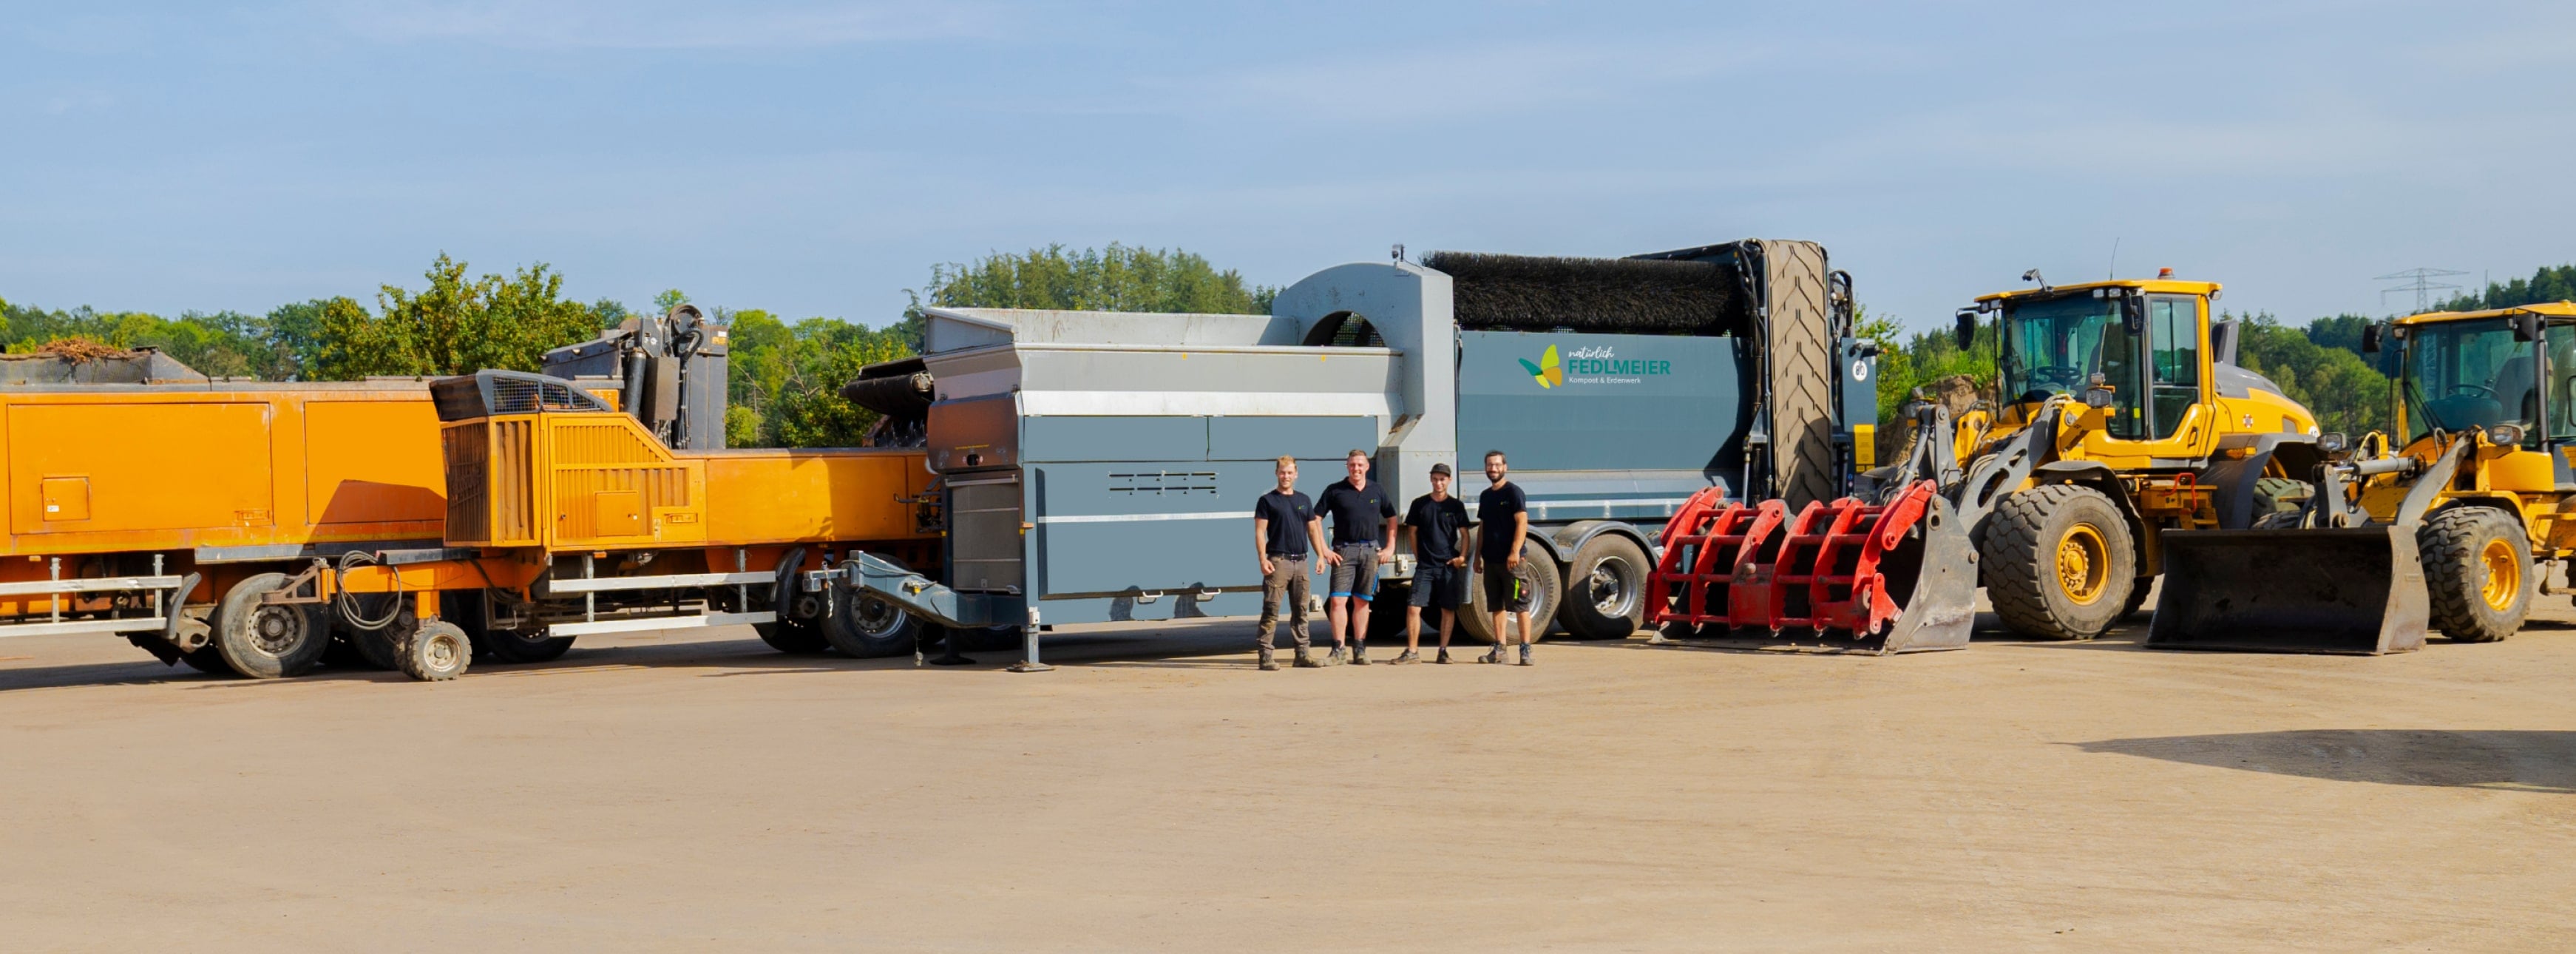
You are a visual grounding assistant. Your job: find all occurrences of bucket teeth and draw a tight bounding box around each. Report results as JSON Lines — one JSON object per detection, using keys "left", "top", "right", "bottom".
{"left": 1646, "top": 480, "right": 1973, "bottom": 654}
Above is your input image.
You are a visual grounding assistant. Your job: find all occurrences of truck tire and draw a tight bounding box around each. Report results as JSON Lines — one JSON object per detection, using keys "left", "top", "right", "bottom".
{"left": 1456, "top": 538, "right": 1562, "bottom": 645}
{"left": 1557, "top": 535, "right": 1650, "bottom": 640}
{"left": 1980, "top": 484, "right": 2136, "bottom": 640}
{"left": 396, "top": 620, "right": 472, "bottom": 681}
{"left": 2419, "top": 507, "right": 2532, "bottom": 643}
{"left": 213, "top": 572, "right": 331, "bottom": 679}
{"left": 181, "top": 645, "right": 236, "bottom": 676}
{"left": 753, "top": 618, "right": 831, "bottom": 654}
{"left": 331, "top": 594, "right": 405, "bottom": 670}
{"left": 822, "top": 589, "right": 922, "bottom": 658}
{"left": 1365, "top": 583, "right": 1411, "bottom": 642}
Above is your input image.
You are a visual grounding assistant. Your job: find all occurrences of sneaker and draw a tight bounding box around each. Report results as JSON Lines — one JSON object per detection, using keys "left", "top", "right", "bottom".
{"left": 1477, "top": 649, "right": 1502, "bottom": 664}
{"left": 1292, "top": 650, "right": 1323, "bottom": 669}
{"left": 1352, "top": 645, "right": 1369, "bottom": 666}
{"left": 1434, "top": 650, "right": 1453, "bottom": 664}
{"left": 1326, "top": 646, "right": 1346, "bottom": 666}
{"left": 1391, "top": 649, "right": 1420, "bottom": 665}
{"left": 1517, "top": 646, "right": 1533, "bottom": 666}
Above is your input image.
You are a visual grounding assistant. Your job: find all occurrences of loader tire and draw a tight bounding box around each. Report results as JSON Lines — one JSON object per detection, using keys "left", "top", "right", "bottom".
{"left": 396, "top": 620, "right": 472, "bottom": 681}
{"left": 2120, "top": 578, "right": 2153, "bottom": 620}
{"left": 2252, "top": 477, "right": 2312, "bottom": 516}
{"left": 1457, "top": 537, "right": 1562, "bottom": 645}
{"left": 214, "top": 572, "right": 331, "bottom": 679}
{"left": 1558, "top": 535, "right": 1650, "bottom": 639}
{"left": 1980, "top": 485, "right": 2136, "bottom": 640}
{"left": 2252, "top": 511, "right": 2304, "bottom": 530}
{"left": 2419, "top": 507, "right": 2532, "bottom": 643}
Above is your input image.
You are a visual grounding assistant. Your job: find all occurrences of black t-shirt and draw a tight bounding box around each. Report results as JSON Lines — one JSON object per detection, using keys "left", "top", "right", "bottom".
{"left": 1318, "top": 478, "right": 1397, "bottom": 547}
{"left": 1255, "top": 490, "right": 1315, "bottom": 557}
{"left": 1477, "top": 482, "right": 1528, "bottom": 561}
{"left": 1406, "top": 494, "right": 1471, "bottom": 562}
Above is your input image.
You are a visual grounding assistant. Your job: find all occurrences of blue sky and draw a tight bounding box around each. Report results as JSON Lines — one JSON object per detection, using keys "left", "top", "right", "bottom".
{"left": 7, "top": 1, "right": 2573, "bottom": 334}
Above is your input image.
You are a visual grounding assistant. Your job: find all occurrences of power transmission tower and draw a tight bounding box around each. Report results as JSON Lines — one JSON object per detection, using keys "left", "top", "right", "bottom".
{"left": 2376, "top": 267, "right": 2469, "bottom": 314}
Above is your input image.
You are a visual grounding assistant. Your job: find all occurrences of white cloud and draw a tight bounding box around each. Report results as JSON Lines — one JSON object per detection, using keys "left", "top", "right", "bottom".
{"left": 327, "top": 0, "right": 1003, "bottom": 50}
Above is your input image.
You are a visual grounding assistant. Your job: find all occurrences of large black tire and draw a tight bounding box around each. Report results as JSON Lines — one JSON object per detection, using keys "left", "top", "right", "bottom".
{"left": 1363, "top": 583, "right": 1411, "bottom": 642}
{"left": 2119, "top": 578, "right": 2154, "bottom": 621}
{"left": 213, "top": 572, "right": 331, "bottom": 679}
{"left": 754, "top": 617, "right": 832, "bottom": 654}
{"left": 1557, "top": 534, "right": 1650, "bottom": 640}
{"left": 396, "top": 619, "right": 472, "bottom": 681}
{"left": 2419, "top": 507, "right": 2532, "bottom": 643}
{"left": 1980, "top": 484, "right": 2137, "bottom": 640}
{"left": 331, "top": 593, "right": 405, "bottom": 670}
{"left": 2251, "top": 476, "right": 2312, "bottom": 517}
{"left": 821, "top": 588, "right": 923, "bottom": 658}
{"left": 1455, "top": 536, "right": 1562, "bottom": 645}
{"left": 483, "top": 626, "right": 575, "bottom": 664}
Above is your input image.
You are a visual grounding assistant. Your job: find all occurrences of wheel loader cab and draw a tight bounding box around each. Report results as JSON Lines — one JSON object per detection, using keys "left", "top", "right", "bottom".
{"left": 2383, "top": 303, "right": 2576, "bottom": 500}
{"left": 1976, "top": 280, "right": 2232, "bottom": 465}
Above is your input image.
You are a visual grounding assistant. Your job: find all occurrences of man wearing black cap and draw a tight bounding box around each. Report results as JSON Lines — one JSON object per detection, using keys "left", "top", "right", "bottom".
{"left": 1395, "top": 461, "right": 1471, "bottom": 663}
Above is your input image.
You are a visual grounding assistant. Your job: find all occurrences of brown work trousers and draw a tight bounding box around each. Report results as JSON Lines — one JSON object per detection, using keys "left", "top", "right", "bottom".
{"left": 1255, "top": 556, "right": 1312, "bottom": 651}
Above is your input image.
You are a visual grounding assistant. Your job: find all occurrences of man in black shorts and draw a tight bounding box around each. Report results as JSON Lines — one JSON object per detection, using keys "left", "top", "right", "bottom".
{"left": 1474, "top": 450, "right": 1537, "bottom": 666}
{"left": 1251, "top": 456, "right": 1329, "bottom": 670}
{"left": 1396, "top": 461, "right": 1470, "bottom": 663}
{"left": 1317, "top": 449, "right": 1399, "bottom": 664}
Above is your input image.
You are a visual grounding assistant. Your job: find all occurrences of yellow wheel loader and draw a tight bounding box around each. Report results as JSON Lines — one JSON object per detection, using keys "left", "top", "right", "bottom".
{"left": 1871, "top": 273, "right": 2325, "bottom": 641}
{"left": 2153, "top": 302, "right": 2576, "bottom": 652}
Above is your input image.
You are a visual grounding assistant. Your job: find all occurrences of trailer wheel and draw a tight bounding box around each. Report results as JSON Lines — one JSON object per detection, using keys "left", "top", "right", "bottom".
{"left": 1557, "top": 535, "right": 1650, "bottom": 640}
{"left": 1980, "top": 484, "right": 2136, "bottom": 640}
{"left": 1456, "top": 538, "right": 1562, "bottom": 645}
{"left": 2419, "top": 507, "right": 2532, "bottom": 643}
{"left": 1365, "top": 583, "right": 1411, "bottom": 642}
{"left": 213, "top": 572, "right": 331, "bottom": 679}
{"left": 821, "top": 589, "right": 921, "bottom": 658}
{"left": 396, "top": 620, "right": 472, "bottom": 681}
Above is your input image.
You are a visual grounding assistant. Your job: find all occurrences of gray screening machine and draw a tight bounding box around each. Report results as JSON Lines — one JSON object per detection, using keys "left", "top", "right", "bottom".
{"left": 841, "top": 240, "right": 1892, "bottom": 666}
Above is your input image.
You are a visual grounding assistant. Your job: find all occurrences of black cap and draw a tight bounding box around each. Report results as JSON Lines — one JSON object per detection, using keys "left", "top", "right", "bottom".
{"left": 1430, "top": 462, "right": 1453, "bottom": 476}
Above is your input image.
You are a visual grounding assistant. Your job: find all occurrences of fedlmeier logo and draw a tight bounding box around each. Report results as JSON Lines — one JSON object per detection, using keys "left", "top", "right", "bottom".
{"left": 1521, "top": 344, "right": 1670, "bottom": 389}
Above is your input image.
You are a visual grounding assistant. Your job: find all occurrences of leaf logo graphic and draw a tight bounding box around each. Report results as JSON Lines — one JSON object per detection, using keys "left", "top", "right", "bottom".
{"left": 1519, "top": 345, "right": 1562, "bottom": 389}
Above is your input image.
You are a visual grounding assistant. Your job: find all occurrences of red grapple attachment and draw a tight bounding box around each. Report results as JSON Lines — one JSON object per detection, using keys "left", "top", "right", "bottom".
{"left": 1646, "top": 480, "right": 1975, "bottom": 653}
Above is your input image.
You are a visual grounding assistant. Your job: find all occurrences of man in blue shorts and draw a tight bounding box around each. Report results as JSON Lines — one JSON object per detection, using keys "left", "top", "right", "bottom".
{"left": 1395, "top": 461, "right": 1470, "bottom": 663}
{"left": 1317, "top": 449, "right": 1399, "bottom": 664}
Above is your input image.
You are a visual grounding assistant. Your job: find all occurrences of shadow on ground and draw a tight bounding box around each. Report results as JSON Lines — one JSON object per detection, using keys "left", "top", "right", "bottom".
{"left": 2073, "top": 729, "right": 2576, "bottom": 793}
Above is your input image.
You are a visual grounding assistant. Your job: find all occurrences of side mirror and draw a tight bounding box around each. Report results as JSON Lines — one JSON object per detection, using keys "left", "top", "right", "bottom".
{"left": 2211, "top": 319, "right": 2241, "bottom": 367}
{"left": 2361, "top": 322, "right": 2383, "bottom": 353}
{"left": 1953, "top": 309, "right": 1978, "bottom": 351}
{"left": 2513, "top": 311, "right": 2542, "bottom": 342}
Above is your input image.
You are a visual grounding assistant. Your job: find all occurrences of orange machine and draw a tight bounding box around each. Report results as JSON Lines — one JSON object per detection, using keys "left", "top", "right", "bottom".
{"left": 280, "top": 371, "right": 938, "bottom": 680}
{"left": 0, "top": 351, "right": 452, "bottom": 677}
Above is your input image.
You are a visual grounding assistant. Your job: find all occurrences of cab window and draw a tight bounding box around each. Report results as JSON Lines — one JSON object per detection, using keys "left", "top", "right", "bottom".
{"left": 2549, "top": 323, "right": 2576, "bottom": 442}
{"left": 2147, "top": 297, "right": 2200, "bottom": 439}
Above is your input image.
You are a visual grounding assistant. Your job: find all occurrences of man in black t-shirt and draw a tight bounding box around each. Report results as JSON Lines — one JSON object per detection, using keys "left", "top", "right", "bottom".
{"left": 1397, "top": 461, "right": 1471, "bottom": 664}
{"left": 1250, "top": 456, "right": 1329, "bottom": 670}
{"left": 1474, "top": 449, "right": 1537, "bottom": 666}
{"left": 1316, "top": 450, "right": 1399, "bottom": 664}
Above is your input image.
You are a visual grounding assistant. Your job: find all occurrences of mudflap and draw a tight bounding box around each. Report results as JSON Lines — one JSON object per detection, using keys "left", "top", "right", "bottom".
{"left": 1647, "top": 480, "right": 1973, "bottom": 654}
{"left": 2146, "top": 527, "right": 2429, "bottom": 654}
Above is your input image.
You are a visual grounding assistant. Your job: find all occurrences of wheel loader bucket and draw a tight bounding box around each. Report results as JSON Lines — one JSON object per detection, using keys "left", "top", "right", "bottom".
{"left": 1647, "top": 480, "right": 1976, "bottom": 654}
{"left": 2147, "top": 527, "right": 2429, "bottom": 654}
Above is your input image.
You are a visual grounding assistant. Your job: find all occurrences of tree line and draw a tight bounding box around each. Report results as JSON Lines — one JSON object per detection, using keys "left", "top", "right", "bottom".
{"left": 0, "top": 243, "right": 1272, "bottom": 448}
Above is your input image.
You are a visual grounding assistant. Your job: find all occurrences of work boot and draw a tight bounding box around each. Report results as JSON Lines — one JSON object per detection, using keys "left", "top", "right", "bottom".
{"left": 1518, "top": 644, "right": 1533, "bottom": 666}
{"left": 1292, "top": 649, "right": 1323, "bottom": 668}
{"left": 1258, "top": 648, "right": 1278, "bottom": 671}
{"left": 1326, "top": 646, "right": 1346, "bottom": 666}
{"left": 1352, "top": 644, "right": 1369, "bottom": 666}
{"left": 1434, "top": 649, "right": 1453, "bottom": 664}
{"left": 1392, "top": 649, "right": 1419, "bottom": 665}
{"left": 1477, "top": 648, "right": 1502, "bottom": 664}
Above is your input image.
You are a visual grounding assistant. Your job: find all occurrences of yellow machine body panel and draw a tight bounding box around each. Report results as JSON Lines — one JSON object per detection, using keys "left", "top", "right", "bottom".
{"left": 0, "top": 384, "right": 446, "bottom": 556}
{"left": 444, "top": 409, "right": 932, "bottom": 553}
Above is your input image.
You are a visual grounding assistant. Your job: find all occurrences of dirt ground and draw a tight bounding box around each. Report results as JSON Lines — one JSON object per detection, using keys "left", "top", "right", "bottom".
{"left": 4, "top": 593, "right": 2575, "bottom": 952}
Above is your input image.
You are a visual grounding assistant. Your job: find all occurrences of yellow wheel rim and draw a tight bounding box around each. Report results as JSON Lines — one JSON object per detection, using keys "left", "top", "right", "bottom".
{"left": 2056, "top": 524, "right": 2111, "bottom": 606}
{"left": 2480, "top": 538, "right": 2521, "bottom": 612}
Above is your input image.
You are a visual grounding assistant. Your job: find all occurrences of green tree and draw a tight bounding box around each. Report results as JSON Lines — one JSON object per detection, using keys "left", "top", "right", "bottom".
{"left": 2437, "top": 264, "right": 2576, "bottom": 312}
{"left": 316, "top": 254, "right": 605, "bottom": 378}
{"left": 2229, "top": 311, "right": 2391, "bottom": 436}
{"left": 894, "top": 243, "right": 1274, "bottom": 350}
